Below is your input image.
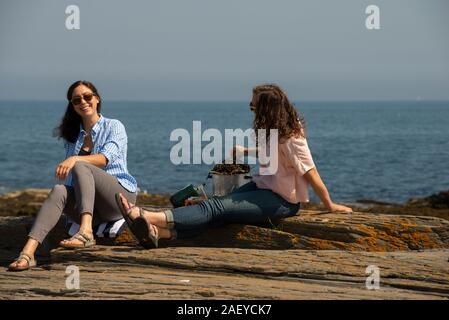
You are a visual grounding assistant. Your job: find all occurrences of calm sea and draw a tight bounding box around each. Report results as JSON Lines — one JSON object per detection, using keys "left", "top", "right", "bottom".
{"left": 0, "top": 100, "right": 448, "bottom": 204}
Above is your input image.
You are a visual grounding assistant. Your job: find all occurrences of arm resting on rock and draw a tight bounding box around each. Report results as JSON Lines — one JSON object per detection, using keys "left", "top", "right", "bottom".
{"left": 304, "top": 167, "right": 353, "bottom": 213}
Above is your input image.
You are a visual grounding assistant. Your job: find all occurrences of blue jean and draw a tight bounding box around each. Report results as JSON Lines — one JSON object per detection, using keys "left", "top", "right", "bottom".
{"left": 165, "top": 181, "right": 301, "bottom": 239}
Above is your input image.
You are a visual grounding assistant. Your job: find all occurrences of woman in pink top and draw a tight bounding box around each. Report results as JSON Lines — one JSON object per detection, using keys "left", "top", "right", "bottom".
{"left": 115, "top": 84, "right": 352, "bottom": 249}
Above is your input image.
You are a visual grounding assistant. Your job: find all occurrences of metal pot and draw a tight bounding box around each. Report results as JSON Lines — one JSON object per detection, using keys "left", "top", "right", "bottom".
{"left": 208, "top": 171, "right": 252, "bottom": 196}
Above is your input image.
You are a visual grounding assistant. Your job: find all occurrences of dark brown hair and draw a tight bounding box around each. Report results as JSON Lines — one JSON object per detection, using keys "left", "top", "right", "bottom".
{"left": 54, "top": 81, "right": 102, "bottom": 143}
{"left": 252, "top": 84, "right": 305, "bottom": 142}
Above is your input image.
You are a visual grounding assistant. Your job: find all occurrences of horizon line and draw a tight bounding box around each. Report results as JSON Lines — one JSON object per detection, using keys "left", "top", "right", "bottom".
{"left": 1, "top": 98, "right": 449, "bottom": 103}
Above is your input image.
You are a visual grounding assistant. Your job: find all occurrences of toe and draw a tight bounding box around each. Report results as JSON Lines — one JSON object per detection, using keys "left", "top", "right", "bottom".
{"left": 18, "top": 259, "right": 28, "bottom": 268}
{"left": 10, "top": 258, "right": 27, "bottom": 269}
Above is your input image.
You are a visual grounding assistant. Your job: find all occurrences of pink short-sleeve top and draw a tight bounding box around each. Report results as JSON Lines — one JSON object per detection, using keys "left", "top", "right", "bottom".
{"left": 252, "top": 135, "right": 315, "bottom": 204}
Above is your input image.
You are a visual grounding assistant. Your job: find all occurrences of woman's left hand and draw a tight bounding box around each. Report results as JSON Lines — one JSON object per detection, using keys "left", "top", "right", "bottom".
{"left": 328, "top": 203, "right": 353, "bottom": 214}
{"left": 184, "top": 196, "right": 206, "bottom": 206}
{"left": 55, "top": 156, "right": 79, "bottom": 180}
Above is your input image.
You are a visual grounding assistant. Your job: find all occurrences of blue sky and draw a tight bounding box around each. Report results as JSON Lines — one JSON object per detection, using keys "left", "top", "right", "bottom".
{"left": 1, "top": 0, "right": 448, "bottom": 101}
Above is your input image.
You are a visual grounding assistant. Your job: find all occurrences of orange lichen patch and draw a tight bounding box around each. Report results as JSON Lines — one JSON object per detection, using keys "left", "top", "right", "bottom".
{"left": 356, "top": 237, "right": 385, "bottom": 252}
{"left": 401, "top": 232, "right": 442, "bottom": 250}
{"left": 295, "top": 236, "right": 347, "bottom": 250}
{"left": 354, "top": 227, "right": 412, "bottom": 251}
{"left": 352, "top": 220, "right": 446, "bottom": 251}
{"left": 308, "top": 241, "right": 339, "bottom": 250}
{"left": 374, "top": 222, "right": 403, "bottom": 236}
{"left": 351, "top": 225, "right": 378, "bottom": 237}
{"left": 395, "top": 220, "right": 422, "bottom": 230}
{"left": 397, "top": 221, "right": 418, "bottom": 228}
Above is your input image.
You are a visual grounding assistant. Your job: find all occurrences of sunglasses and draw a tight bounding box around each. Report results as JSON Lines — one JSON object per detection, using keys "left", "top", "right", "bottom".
{"left": 71, "top": 92, "right": 96, "bottom": 106}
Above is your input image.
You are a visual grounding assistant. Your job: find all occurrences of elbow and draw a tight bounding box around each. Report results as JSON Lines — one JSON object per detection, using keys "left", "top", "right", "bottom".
{"left": 100, "top": 154, "right": 109, "bottom": 167}
{"left": 303, "top": 167, "right": 317, "bottom": 182}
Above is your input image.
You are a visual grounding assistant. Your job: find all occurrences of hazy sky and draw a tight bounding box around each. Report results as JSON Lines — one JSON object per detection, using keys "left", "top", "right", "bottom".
{"left": 1, "top": 0, "right": 448, "bottom": 101}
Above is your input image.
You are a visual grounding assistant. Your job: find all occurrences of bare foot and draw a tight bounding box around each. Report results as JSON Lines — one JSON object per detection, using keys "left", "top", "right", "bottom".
{"left": 118, "top": 193, "right": 159, "bottom": 240}
{"left": 119, "top": 193, "right": 141, "bottom": 221}
{"left": 9, "top": 256, "right": 32, "bottom": 269}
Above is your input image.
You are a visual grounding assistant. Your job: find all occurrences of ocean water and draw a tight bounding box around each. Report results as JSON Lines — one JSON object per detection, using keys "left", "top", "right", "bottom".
{"left": 0, "top": 100, "right": 448, "bottom": 204}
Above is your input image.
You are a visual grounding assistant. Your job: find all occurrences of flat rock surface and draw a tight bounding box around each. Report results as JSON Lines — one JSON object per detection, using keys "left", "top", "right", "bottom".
{"left": 0, "top": 189, "right": 448, "bottom": 299}
{"left": 0, "top": 247, "right": 447, "bottom": 299}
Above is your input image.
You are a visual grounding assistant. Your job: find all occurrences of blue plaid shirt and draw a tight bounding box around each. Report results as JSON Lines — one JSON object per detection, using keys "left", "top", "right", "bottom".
{"left": 63, "top": 115, "right": 137, "bottom": 193}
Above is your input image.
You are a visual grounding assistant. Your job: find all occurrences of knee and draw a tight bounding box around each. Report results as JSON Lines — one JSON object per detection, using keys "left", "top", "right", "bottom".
{"left": 286, "top": 203, "right": 301, "bottom": 217}
{"left": 72, "top": 161, "right": 90, "bottom": 175}
{"left": 50, "top": 184, "right": 67, "bottom": 196}
{"left": 73, "top": 161, "right": 88, "bottom": 171}
{"left": 199, "top": 197, "right": 225, "bottom": 217}
{"left": 48, "top": 184, "right": 68, "bottom": 203}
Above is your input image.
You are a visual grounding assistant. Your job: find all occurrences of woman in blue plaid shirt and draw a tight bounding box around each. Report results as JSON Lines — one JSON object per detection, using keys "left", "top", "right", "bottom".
{"left": 9, "top": 81, "right": 137, "bottom": 271}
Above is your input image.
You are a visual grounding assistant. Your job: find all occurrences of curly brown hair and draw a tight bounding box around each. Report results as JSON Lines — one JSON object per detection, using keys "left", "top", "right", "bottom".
{"left": 252, "top": 84, "right": 305, "bottom": 142}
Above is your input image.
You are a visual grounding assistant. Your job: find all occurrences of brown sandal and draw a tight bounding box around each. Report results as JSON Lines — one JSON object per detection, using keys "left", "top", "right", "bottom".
{"left": 115, "top": 193, "right": 159, "bottom": 249}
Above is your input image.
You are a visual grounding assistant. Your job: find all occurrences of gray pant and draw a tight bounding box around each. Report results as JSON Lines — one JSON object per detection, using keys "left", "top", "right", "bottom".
{"left": 29, "top": 161, "right": 137, "bottom": 243}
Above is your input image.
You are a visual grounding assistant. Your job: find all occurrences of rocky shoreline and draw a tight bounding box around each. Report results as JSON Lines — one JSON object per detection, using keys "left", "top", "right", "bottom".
{"left": 0, "top": 189, "right": 448, "bottom": 299}
{"left": 2, "top": 188, "right": 448, "bottom": 220}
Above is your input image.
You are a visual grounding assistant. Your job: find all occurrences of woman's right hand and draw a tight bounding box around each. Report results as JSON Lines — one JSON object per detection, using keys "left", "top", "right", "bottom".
{"left": 55, "top": 156, "right": 78, "bottom": 180}
{"left": 328, "top": 203, "right": 353, "bottom": 214}
{"left": 231, "top": 145, "right": 246, "bottom": 159}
